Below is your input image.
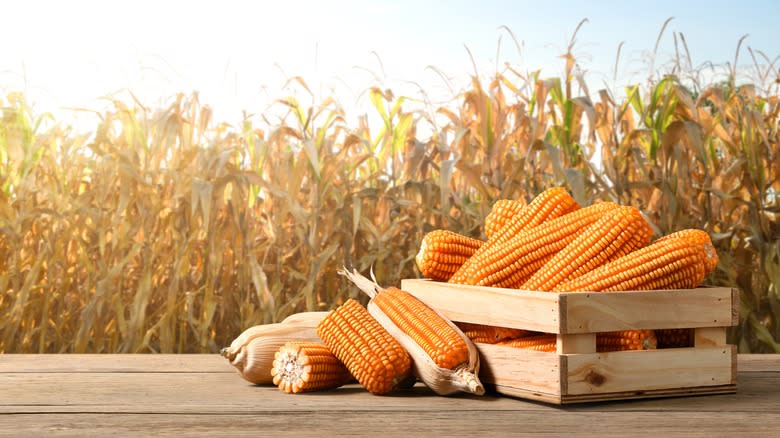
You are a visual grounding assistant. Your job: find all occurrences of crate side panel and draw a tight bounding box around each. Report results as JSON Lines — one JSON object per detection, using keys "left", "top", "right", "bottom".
{"left": 564, "top": 346, "right": 735, "bottom": 396}
{"left": 559, "top": 384, "right": 737, "bottom": 404}
{"left": 476, "top": 343, "right": 562, "bottom": 397}
{"left": 561, "top": 288, "right": 735, "bottom": 333}
{"left": 401, "top": 279, "right": 561, "bottom": 333}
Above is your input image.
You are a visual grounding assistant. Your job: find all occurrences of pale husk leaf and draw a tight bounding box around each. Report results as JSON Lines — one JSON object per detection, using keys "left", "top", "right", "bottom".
{"left": 236, "top": 332, "right": 320, "bottom": 384}
{"left": 220, "top": 313, "right": 326, "bottom": 384}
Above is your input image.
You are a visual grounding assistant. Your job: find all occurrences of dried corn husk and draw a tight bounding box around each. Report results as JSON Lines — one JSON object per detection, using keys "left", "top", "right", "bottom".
{"left": 221, "top": 312, "right": 328, "bottom": 384}
{"left": 339, "top": 268, "right": 484, "bottom": 396}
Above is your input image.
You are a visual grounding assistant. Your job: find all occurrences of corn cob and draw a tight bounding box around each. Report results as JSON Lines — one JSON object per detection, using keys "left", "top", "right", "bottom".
{"left": 468, "top": 202, "right": 621, "bottom": 288}
{"left": 221, "top": 312, "right": 327, "bottom": 385}
{"left": 597, "top": 330, "right": 657, "bottom": 351}
{"left": 316, "top": 299, "right": 411, "bottom": 395}
{"left": 655, "top": 328, "right": 694, "bottom": 348}
{"left": 484, "top": 199, "right": 526, "bottom": 239}
{"left": 521, "top": 206, "right": 653, "bottom": 291}
{"left": 554, "top": 232, "right": 713, "bottom": 292}
{"left": 496, "top": 334, "right": 557, "bottom": 352}
{"left": 341, "top": 268, "right": 484, "bottom": 396}
{"left": 450, "top": 188, "right": 579, "bottom": 284}
{"left": 656, "top": 229, "right": 719, "bottom": 272}
{"left": 495, "top": 331, "right": 657, "bottom": 352}
{"left": 415, "top": 230, "right": 483, "bottom": 281}
{"left": 271, "top": 342, "right": 353, "bottom": 393}
{"left": 455, "top": 322, "right": 530, "bottom": 344}
{"left": 372, "top": 288, "right": 468, "bottom": 369}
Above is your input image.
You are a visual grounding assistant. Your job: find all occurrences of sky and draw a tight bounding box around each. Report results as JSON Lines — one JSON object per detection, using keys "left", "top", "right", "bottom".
{"left": 1, "top": 0, "right": 779, "bottom": 129}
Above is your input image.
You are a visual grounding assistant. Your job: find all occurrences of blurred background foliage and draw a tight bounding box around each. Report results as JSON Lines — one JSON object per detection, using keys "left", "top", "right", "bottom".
{"left": 0, "top": 38, "right": 778, "bottom": 353}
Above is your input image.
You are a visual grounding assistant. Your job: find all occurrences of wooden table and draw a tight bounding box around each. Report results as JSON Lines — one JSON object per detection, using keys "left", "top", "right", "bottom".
{"left": 1, "top": 354, "right": 778, "bottom": 437}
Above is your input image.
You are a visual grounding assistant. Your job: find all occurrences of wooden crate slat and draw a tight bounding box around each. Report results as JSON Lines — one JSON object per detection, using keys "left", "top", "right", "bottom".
{"left": 400, "top": 279, "right": 561, "bottom": 333}
{"left": 563, "top": 346, "right": 736, "bottom": 396}
{"left": 475, "top": 344, "right": 562, "bottom": 397}
{"left": 560, "top": 288, "right": 737, "bottom": 333}
{"left": 402, "top": 279, "right": 737, "bottom": 333}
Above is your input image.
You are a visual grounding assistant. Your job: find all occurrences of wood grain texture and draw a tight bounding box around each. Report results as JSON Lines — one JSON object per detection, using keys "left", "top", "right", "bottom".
{"left": 2, "top": 411, "right": 779, "bottom": 438}
{"left": 477, "top": 345, "right": 736, "bottom": 403}
{"left": 0, "top": 354, "right": 777, "bottom": 436}
{"left": 738, "top": 354, "right": 780, "bottom": 372}
{"left": 400, "top": 279, "right": 561, "bottom": 332}
{"left": 559, "top": 288, "right": 735, "bottom": 333}
{"left": 0, "top": 354, "right": 232, "bottom": 373}
{"left": 476, "top": 344, "right": 562, "bottom": 396}
{"left": 401, "top": 279, "right": 735, "bottom": 334}
{"left": 564, "top": 347, "right": 735, "bottom": 396}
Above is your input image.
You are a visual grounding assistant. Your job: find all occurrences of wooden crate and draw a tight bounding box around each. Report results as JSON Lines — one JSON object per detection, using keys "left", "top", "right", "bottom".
{"left": 401, "top": 279, "right": 739, "bottom": 404}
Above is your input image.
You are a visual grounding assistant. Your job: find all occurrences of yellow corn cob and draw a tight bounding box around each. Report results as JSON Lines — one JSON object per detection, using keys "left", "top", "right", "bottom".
{"left": 316, "top": 299, "right": 411, "bottom": 395}
{"left": 455, "top": 322, "right": 530, "bottom": 344}
{"left": 521, "top": 206, "right": 653, "bottom": 291}
{"left": 656, "top": 229, "right": 719, "bottom": 272}
{"left": 496, "top": 334, "right": 557, "bottom": 352}
{"left": 415, "top": 230, "right": 483, "bottom": 281}
{"left": 484, "top": 199, "right": 526, "bottom": 239}
{"left": 271, "top": 342, "right": 353, "bottom": 393}
{"left": 449, "top": 187, "right": 579, "bottom": 284}
{"left": 468, "top": 202, "right": 621, "bottom": 288}
{"left": 496, "top": 331, "right": 657, "bottom": 352}
{"left": 597, "top": 330, "right": 657, "bottom": 351}
{"left": 554, "top": 233, "right": 713, "bottom": 292}
{"left": 340, "top": 268, "right": 484, "bottom": 395}
{"left": 655, "top": 328, "right": 694, "bottom": 348}
{"left": 373, "top": 287, "right": 470, "bottom": 370}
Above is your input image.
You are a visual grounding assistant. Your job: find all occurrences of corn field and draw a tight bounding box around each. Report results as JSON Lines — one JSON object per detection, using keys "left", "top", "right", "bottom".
{"left": 1, "top": 47, "right": 778, "bottom": 354}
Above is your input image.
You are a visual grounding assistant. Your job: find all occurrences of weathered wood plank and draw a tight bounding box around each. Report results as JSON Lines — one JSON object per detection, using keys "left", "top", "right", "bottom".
{"left": 0, "top": 350, "right": 777, "bottom": 437}
{"left": 0, "top": 351, "right": 776, "bottom": 434}
{"left": 0, "top": 375, "right": 506, "bottom": 414}
{"left": 738, "top": 354, "right": 780, "bottom": 372}
{"left": 0, "top": 354, "right": 232, "bottom": 373}
{"left": 0, "top": 411, "right": 778, "bottom": 438}
{"left": 1, "top": 369, "right": 777, "bottom": 414}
